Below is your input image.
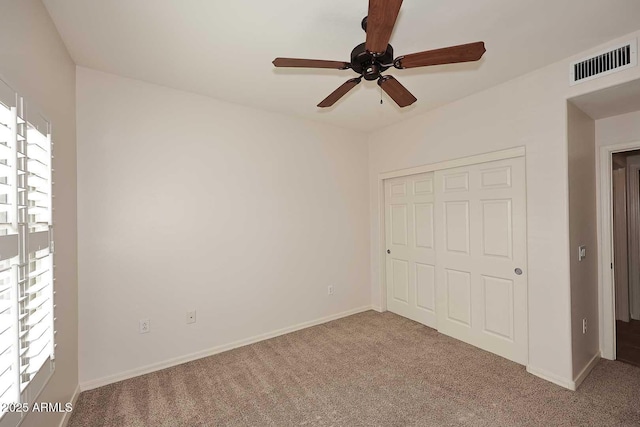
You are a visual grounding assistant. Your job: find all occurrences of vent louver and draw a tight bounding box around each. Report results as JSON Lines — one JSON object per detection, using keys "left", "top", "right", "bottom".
{"left": 570, "top": 40, "right": 637, "bottom": 86}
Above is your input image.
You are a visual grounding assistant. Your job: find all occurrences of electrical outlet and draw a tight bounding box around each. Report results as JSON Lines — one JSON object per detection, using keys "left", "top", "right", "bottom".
{"left": 186, "top": 310, "right": 196, "bottom": 324}
{"left": 328, "top": 285, "right": 334, "bottom": 295}
{"left": 582, "top": 318, "right": 587, "bottom": 334}
{"left": 139, "top": 318, "right": 150, "bottom": 334}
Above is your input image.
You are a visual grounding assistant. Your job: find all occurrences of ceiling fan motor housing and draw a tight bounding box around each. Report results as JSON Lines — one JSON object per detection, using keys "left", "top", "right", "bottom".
{"left": 350, "top": 42, "right": 394, "bottom": 80}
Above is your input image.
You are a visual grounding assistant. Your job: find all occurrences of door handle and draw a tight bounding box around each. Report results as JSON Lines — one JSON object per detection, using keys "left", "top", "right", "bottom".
{"left": 387, "top": 249, "right": 391, "bottom": 254}
{"left": 514, "top": 268, "right": 523, "bottom": 275}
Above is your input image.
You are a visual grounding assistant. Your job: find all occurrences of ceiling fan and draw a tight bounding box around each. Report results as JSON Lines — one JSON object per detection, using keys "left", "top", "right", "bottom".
{"left": 272, "top": 0, "right": 486, "bottom": 108}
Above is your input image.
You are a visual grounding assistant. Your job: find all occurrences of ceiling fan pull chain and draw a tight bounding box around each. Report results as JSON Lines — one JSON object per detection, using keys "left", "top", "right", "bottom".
{"left": 380, "top": 85, "right": 383, "bottom": 105}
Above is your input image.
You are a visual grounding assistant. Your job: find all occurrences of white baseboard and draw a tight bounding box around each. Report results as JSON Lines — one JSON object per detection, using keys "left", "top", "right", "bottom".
{"left": 58, "top": 384, "right": 81, "bottom": 427}
{"left": 527, "top": 352, "right": 601, "bottom": 391}
{"left": 371, "top": 306, "right": 384, "bottom": 313}
{"left": 573, "top": 352, "right": 601, "bottom": 390}
{"left": 80, "top": 305, "right": 374, "bottom": 391}
{"left": 526, "top": 365, "right": 575, "bottom": 390}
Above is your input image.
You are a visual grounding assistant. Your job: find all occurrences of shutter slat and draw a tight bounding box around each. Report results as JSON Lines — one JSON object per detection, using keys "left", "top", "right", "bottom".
{"left": 25, "top": 336, "right": 50, "bottom": 359}
{"left": 25, "top": 324, "right": 49, "bottom": 344}
{"left": 27, "top": 280, "right": 50, "bottom": 295}
{"left": 28, "top": 266, "right": 49, "bottom": 280}
{"left": 0, "top": 350, "right": 12, "bottom": 374}
{"left": 26, "top": 307, "right": 48, "bottom": 327}
{"left": 27, "top": 294, "right": 49, "bottom": 311}
{"left": 0, "top": 330, "right": 13, "bottom": 355}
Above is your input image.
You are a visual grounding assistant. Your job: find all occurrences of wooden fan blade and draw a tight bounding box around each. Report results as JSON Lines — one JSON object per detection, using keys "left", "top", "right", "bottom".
{"left": 378, "top": 76, "right": 416, "bottom": 108}
{"left": 395, "top": 41, "right": 486, "bottom": 69}
{"left": 318, "top": 78, "right": 362, "bottom": 108}
{"left": 365, "top": 0, "right": 403, "bottom": 54}
{"left": 273, "top": 58, "right": 350, "bottom": 69}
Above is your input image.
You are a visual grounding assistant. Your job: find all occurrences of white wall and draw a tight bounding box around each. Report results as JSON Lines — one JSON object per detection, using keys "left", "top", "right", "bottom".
{"left": 368, "top": 30, "right": 640, "bottom": 387}
{"left": 567, "top": 102, "right": 598, "bottom": 379}
{"left": 76, "top": 67, "right": 371, "bottom": 387}
{"left": 0, "top": 0, "right": 78, "bottom": 426}
{"left": 596, "top": 111, "right": 640, "bottom": 148}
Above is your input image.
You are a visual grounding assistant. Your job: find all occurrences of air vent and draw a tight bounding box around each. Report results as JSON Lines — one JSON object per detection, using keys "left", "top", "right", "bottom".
{"left": 570, "top": 40, "right": 637, "bottom": 86}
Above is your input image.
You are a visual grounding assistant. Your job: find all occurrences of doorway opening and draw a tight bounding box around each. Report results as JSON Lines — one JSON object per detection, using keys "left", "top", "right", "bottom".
{"left": 569, "top": 77, "right": 640, "bottom": 363}
{"left": 612, "top": 149, "right": 640, "bottom": 367}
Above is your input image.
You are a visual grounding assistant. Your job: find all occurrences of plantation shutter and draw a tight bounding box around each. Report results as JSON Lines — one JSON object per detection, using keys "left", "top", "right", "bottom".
{"left": 0, "top": 77, "right": 55, "bottom": 427}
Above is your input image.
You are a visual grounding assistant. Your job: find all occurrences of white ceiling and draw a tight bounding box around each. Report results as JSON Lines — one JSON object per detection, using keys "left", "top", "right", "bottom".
{"left": 43, "top": 0, "right": 640, "bottom": 132}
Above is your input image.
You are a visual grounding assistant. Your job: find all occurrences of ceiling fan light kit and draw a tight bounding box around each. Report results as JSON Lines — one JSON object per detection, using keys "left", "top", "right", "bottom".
{"left": 273, "top": 0, "right": 486, "bottom": 109}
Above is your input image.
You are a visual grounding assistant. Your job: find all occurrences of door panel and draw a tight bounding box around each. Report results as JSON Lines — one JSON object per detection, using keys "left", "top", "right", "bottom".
{"left": 392, "top": 259, "right": 409, "bottom": 303}
{"left": 390, "top": 182, "right": 407, "bottom": 196}
{"left": 481, "top": 200, "right": 512, "bottom": 259}
{"left": 444, "top": 201, "right": 470, "bottom": 254}
{"left": 414, "top": 177, "right": 434, "bottom": 194}
{"left": 443, "top": 172, "right": 470, "bottom": 192}
{"left": 481, "top": 275, "right": 514, "bottom": 340}
{"left": 414, "top": 203, "right": 434, "bottom": 249}
{"left": 446, "top": 269, "right": 472, "bottom": 326}
{"left": 415, "top": 263, "right": 436, "bottom": 313}
{"left": 390, "top": 205, "right": 408, "bottom": 246}
{"left": 435, "top": 156, "right": 528, "bottom": 364}
{"left": 480, "top": 166, "right": 512, "bottom": 188}
{"left": 385, "top": 172, "right": 437, "bottom": 328}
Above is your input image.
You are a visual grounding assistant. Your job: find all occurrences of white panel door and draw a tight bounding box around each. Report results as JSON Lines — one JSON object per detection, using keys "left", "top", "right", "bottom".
{"left": 385, "top": 172, "right": 437, "bottom": 328}
{"left": 435, "top": 157, "right": 528, "bottom": 364}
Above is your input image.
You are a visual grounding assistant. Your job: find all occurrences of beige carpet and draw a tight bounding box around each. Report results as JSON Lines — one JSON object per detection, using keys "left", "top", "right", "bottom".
{"left": 69, "top": 311, "right": 640, "bottom": 426}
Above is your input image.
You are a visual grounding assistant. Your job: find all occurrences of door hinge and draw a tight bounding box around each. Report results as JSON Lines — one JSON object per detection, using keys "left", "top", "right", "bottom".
{"left": 611, "top": 263, "right": 613, "bottom": 269}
